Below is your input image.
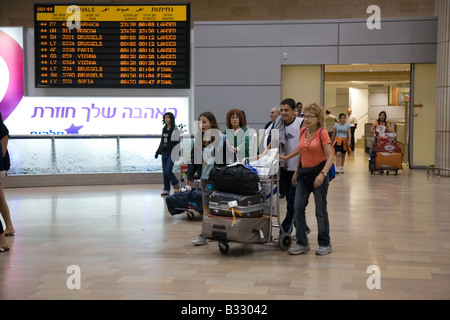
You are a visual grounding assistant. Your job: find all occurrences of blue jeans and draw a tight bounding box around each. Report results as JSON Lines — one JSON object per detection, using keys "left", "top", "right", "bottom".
{"left": 161, "top": 152, "right": 179, "bottom": 192}
{"left": 280, "top": 169, "right": 309, "bottom": 234}
{"left": 294, "top": 175, "right": 330, "bottom": 247}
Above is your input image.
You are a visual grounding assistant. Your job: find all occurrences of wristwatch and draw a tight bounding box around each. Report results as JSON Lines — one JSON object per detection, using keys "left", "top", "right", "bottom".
{"left": 321, "top": 171, "right": 327, "bottom": 177}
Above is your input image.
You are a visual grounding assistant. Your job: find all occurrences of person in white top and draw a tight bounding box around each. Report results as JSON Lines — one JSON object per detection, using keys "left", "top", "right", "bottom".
{"left": 347, "top": 109, "right": 357, "bottom": 151}
{"left": 263, "top": 107, "right": 280, "bottom": 149}
{"left": 324, "top": 110, "right": 337, "bottom": 142}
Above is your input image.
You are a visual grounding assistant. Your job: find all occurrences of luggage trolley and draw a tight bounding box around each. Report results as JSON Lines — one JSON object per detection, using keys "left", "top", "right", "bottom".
{"left": 203, "top": 150, "right": 292, "bottom": 254}
{"left": 368, "top": 128, "right": 404, "bottom": 175}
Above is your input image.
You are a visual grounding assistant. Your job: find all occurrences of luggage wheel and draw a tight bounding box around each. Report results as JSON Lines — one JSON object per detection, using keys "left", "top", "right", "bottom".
{"left": 186, "top": 211, "right": 195, "bottom": 221}
{"left": 218, "top": 241, "right": 230, "bottom": 254}
{"left": 278, "top": 233, "right": 292, "bottom": 251}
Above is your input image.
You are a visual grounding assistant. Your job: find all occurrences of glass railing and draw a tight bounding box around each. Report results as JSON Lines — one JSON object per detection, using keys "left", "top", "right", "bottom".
{"left": 8, "top": 135, "right": 165, "bottom": 175}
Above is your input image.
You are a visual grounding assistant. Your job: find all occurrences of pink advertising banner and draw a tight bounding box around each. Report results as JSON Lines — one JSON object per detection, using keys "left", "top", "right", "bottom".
{"left": 0, "top": 27, "right": 189, "bottom": 135}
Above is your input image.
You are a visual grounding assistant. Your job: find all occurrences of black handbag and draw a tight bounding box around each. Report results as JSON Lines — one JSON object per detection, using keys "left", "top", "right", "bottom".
{"left": 208, "top": 164, "right": 261, "bottom": 195}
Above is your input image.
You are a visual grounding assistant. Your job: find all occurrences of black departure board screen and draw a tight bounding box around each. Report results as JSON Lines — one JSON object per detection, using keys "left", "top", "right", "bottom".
{"left": 34, "top": 3, "right": 190, "bottom": 88}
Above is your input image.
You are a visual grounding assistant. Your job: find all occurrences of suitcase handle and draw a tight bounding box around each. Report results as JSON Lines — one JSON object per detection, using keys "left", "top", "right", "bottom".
{"left": 218, "top": 200, "right": 254, "bottom": 207}
{"left": 218, "top": 200, "right": 239, "bottom": 210}
{"left": 252, "top": 229, "right": 265, "bottom": 239}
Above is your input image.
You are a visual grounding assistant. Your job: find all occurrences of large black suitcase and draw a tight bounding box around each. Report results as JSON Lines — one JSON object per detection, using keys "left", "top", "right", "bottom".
{"left": 208, "top": 191, "right": 265, "bottom": 218}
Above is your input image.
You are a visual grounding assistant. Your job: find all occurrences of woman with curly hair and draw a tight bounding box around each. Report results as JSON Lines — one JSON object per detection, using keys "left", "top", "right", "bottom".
{"left": 225, "top": 108, "right": 250, "bottom": 162}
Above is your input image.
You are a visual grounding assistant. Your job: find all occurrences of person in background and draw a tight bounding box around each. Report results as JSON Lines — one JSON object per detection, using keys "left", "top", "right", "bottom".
{"left": 370, "top": 111, "right": 394, "bottom": 135}
{"left": 155, "top": 112, "right": 181, "bottom": 196}
{"left": 289, "top": 103, "right": 334, "bottom": 256}
{"left": 0, "top": 114, "right": 14, "bottom": 239}
{"left": 263, "top": 107, "right": 280, "bottom": 149}
{"left": 185, "top": 148, "right": 202, "bottom": 190}
{"left": 331, "top": 113, "right": 351, "bottom": 174}
{"left": 296, "top": 102, "right": 304, "bottom": 118}
{"left": 347, "top": 109, "right": 357, "bottom": 151}
{"left": 225, "top": 108, "right": 249, "bottom": 162}
{"left": 263, "top": 107, "right": 284, "bottom": 197}
{"left": 324, "top": 110, "right": 337, "bottom": 142}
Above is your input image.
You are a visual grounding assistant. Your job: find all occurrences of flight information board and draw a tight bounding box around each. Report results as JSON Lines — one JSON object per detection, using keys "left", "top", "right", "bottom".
{"left": 34, "top": 3, "right": 190, "bottom": 88}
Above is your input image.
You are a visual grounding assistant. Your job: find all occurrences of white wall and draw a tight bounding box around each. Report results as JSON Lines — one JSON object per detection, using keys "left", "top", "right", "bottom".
{"left": 349, "top": 88, "right": 368, "bottom": 141}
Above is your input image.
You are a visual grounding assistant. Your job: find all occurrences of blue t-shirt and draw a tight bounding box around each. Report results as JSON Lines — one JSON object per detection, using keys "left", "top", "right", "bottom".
{"left": 334, "top": 122, "right": 350, "bottom": 138}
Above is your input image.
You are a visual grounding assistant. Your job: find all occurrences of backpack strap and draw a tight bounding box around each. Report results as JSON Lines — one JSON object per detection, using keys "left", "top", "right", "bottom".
{"left": 300, "top": 127, "right": 307, "bottom": 138}
{"left": 318, "top": 128, "right": 323, "bottom": 144}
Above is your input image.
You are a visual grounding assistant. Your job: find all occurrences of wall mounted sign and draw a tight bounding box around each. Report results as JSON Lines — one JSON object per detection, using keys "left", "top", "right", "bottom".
{"left": 34, "top": 3, "right": 190, "bottom": 88}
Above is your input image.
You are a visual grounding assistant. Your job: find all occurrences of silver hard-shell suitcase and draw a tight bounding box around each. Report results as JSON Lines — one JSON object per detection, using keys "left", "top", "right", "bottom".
{"left": 208, "top": 191, "right": 265, "bottom": 218}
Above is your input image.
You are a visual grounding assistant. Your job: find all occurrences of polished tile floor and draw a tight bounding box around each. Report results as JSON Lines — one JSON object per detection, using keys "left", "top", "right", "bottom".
{"left": 1, "top": 148, "right": 449, "bottom": 300}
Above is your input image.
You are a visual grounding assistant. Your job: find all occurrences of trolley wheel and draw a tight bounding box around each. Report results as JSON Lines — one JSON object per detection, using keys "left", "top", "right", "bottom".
{"left": 218, "top": 242, "right": 229, "bottom": 254}
{"left": 278, "top": 233, "right": 292, "bottom": 251}
{"left": 186, "top": 211, "right": 195, "bottom": 221}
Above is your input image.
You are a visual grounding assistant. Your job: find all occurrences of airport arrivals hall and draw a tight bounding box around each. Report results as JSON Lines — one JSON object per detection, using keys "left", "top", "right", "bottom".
{"left": 0, "top": 0, "right": 449, "bottom": 302}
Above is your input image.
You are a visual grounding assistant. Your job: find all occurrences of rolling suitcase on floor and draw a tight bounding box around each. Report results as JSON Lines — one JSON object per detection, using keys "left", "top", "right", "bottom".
{"left": 375, "top": 152, "right": 403, "bottom": 174}
{"left": 202, "top": 214, "right": 270, "bottom": 244}
{"left": 208, "top": 191, "right": 265, "bottom": 218}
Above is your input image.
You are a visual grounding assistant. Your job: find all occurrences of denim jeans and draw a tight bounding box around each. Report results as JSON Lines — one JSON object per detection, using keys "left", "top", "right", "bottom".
{"left": 161, "top": 152, "right": 179, "bottom": 192}
{"left": 280, "top": 169, "right": 309, "bottom": 234}
{"left": 293, "top": 175, "right": 330, "bottom": 246}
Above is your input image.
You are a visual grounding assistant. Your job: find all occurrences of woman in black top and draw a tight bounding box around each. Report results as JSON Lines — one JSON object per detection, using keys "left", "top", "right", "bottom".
{"left": 155, "top": 112, "right": 181, "bottom": 196}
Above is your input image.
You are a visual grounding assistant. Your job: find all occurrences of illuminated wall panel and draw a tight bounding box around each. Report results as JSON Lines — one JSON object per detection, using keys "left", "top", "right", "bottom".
{"left": 34, "top": 3, "right": 190, "bottom": 88}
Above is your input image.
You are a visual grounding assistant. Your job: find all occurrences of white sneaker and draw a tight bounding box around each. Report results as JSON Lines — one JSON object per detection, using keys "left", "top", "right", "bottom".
{"left": 192, "top": 234, "right": 207, "bottom": 246}
{"left": 340, "top": 167, "right": 344, "bottom": 174}
{"left": 288, "top": 244, "right": 310, "bottom": 255}
{"left": 315, "top": 245, "right": 332, "bottom": 255}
